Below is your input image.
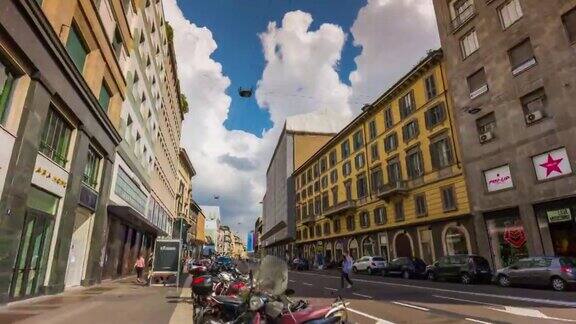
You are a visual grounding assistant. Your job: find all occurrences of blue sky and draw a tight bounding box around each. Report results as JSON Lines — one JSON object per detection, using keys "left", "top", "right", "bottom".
{"left": 178, "top": 0, "right": 366, "bottom": 137}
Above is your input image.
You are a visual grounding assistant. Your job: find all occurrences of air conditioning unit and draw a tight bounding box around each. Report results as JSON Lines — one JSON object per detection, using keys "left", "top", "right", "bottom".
{"left": 525, "top": 110, "right": 544, "bottom": 124}
{"left": 479, "top": 131, "right": 493, "bottom": 144}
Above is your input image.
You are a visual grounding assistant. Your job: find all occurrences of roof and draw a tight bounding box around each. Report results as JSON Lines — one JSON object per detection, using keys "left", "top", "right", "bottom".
{"left": 179, "top": 148, "right": 196, "bottom": 177}
{"left": 293, "top": 49, "right": 443, "bottom": 176}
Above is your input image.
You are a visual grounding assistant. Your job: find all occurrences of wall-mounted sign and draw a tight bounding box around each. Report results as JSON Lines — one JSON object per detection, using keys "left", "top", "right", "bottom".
{"left": 0, "top": 129, "right": 15, "bottom": 198}
{"left": 547, "top": 208, "right": 572, "bottom": 223}
{"left": 32, "top": 154, "right": 69, "bottom": 197}
{"left": 484, "top": 165, "right": 513, "bottom": 192}
{"left": 532, "top": 147, "right": 572, "bottom": 181}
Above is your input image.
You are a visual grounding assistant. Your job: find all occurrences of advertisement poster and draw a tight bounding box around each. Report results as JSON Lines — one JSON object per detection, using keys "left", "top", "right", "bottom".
{"left": 532, "top": 147, "right": 572, "bottom": 181}
{"left": 484, "top": 165, "right": 513, "bottom": 192}
{"left": 152, "top": 239, "right": 181, "bottom": 273}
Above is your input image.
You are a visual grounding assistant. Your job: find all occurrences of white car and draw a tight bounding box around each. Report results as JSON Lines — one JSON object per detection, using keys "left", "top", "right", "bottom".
{"left": 352, "top": 256, "right": 387, "bottom": 275}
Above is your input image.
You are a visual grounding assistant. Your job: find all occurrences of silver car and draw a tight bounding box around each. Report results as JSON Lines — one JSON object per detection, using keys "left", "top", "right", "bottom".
{"left": 495, "top": 256, "right": 576, "bottom": 291}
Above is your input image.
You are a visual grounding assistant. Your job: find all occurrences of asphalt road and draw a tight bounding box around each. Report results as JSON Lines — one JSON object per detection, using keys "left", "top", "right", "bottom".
{"left": 287, "top": 269, "right": 576, "bottom": 324}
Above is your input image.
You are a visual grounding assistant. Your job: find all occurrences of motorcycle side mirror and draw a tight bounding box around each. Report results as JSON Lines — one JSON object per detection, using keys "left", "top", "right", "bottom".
{"left": 285, "top": 288, "right": 295, "bottom": 296}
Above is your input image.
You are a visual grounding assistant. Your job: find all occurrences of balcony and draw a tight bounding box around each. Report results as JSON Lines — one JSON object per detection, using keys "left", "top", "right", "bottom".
{"left": 450, "top": 1, "right": 476, "bottom": 32}
{"left": 323, "top": 200, "right": 356, "bottom": 218}
{"left": 376, "top": 181, "right": 409, "bottom": 200}
{"left": 301, "top": 215, "right": 315, "bottom": 225}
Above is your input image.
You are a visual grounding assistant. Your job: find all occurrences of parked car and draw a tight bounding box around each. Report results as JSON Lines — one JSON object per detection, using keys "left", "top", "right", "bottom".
{"left": 292, "top": 258, "right": 310, "bottom": 271}
{"left": 352, "top": 256, "right": 387, "bottom": 275}
{"left": 382, "top": 257, "right": 427, "bottom": 279}
{"left": 495, "top": 256, "right": 576, "bottom": 291}
{"left": 426, "top": 255, "right": 492, "bottom": 284}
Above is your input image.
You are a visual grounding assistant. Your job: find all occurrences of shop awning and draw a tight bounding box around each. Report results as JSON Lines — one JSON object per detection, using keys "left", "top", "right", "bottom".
{"left": 108, "top": 205, "right": 167, "bottom": 236}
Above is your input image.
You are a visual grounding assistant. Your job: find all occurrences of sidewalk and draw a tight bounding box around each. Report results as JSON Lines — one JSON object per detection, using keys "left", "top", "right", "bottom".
{"left": 0, "top": 277, "right": 193, "bottom": 324}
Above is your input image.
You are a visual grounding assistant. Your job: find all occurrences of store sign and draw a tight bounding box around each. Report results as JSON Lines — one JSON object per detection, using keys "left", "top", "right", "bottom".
{"left": 32, "top": 154, "right": 69, "bottom": 197}
{"left": 0, "top": 129, "right": 15, "bottom": 198}
{"left": 547, "top": 208, "right": 572, "bottom": 223}
{"left": 484, "top": 165, "right": 513, "bottom": 192}
{"left": 532, "top": 147, "right": 572, "bottom": 181}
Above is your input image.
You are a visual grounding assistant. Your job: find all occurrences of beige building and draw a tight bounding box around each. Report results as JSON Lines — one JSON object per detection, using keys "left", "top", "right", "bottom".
{"left": 176, "top": 148, "right": 196, "bottom": 247}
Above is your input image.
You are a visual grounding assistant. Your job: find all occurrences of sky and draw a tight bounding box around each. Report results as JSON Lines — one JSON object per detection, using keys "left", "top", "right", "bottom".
{"left": 164, "top": 0, "right": 440, "bottom": 239}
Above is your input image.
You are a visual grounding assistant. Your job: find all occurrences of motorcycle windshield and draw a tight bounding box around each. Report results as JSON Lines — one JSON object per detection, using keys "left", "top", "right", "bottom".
{"left": 254, "top": 255, "right": 288, "bottom": 297}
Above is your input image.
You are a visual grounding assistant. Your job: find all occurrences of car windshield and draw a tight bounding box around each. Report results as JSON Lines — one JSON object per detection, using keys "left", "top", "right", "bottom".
{"left": 373, "top": 257, "right": 385, "bottom": 261}
{"left": 560, "top": 257, "right": 576, "bottom": 267}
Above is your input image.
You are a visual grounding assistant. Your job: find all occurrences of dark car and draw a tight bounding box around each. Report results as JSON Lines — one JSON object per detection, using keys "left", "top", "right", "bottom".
{"left": 495, "top": 256, "right": 576, "bottom": 291}
{"left": 382, "top": 257, "right": 427, "bottom": 279}
{"left": 426, "top": 255, "right": 492, "bottom": 284}
{"left": 292, "top": 258, "right": 310, "bottom": 271}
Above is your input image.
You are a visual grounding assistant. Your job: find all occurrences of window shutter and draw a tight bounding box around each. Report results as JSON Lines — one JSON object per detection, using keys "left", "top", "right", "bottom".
{"left": 425, "top": 109, "right": 432, "bottom": 129}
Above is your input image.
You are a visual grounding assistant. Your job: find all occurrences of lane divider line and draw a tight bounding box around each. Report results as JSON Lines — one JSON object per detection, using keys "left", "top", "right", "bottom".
{"left": 465, "top": 318, "right": 493, "bottom": 324}
{"left": 391, "top": 301, "right": 429, "bottom": 311}
{"left": 324, "top": 287, "right": 338, "bottom": 291}
{"left": 303, "top": 282, "right": 313, "bottom": 286}
{"left": 290, "top": 271, "right": 576, "bottom": 308}
{"left": 347, "top": 306, "right": 396, "bottom": 324}
{"left": 433, "top": 295, "right": 495, "bottom": 307}
{"left": 288, "top": 280, "right": 295, "bottom": 283}
{"left": 352, "top": 292, "right": 373, "bottom": 299}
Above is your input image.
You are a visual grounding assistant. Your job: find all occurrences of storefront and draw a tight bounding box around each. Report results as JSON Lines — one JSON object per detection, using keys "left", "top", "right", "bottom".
{"left": 484, "top": 208, "right": 529, "bottom": 270}
{"left": 534, "top": 198, "right": 576, "bottom": 257}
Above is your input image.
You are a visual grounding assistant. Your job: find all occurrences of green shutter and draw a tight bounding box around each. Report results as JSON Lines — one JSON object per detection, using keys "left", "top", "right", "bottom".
{"left": 66, "top": 25, "right": 88, "bottom": 72}
{"left": 0, "top": 63, "right": 15, "bottom": 124}
{"left": 98, "top": 84, "right": 111, "bottom": 112}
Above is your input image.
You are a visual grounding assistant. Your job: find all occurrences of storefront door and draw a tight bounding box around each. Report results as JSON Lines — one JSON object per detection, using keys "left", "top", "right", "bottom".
{"left": 535, "top": 200, "right": 576, "bottom": 257}
{"left": 64, "top": 207, "right": 92, "bottom": 288}
{"left": 10, "top": 209, "right": 54, "bottom": 299}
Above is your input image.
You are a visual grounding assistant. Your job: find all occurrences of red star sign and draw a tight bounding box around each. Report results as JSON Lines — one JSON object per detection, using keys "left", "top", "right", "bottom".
{"left": 539, "top": 154, "right": 563, "bottom": 177}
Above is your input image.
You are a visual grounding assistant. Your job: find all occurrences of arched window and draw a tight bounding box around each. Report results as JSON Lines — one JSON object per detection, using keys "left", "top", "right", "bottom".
{"left": 348, "top": 239, "right": 359, "bottom": 260}
{"left": 445, "top": 226, "right": 470, "bottom": 255}
{"left": 362, "top": 237, "right": 374, "bottom": 256}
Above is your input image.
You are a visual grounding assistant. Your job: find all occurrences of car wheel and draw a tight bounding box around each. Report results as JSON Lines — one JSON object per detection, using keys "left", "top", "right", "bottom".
{"left": 402, "top": 270, "right": 410, "bottom": 279}
{"left": 461, "top": 272, "right": 472, "bottom": 285}
{"left": 551, "top": 277, "right": 567, "bottom": 292}
{"left": 367, "top": 267, "right": 373, "bottom": 275}
{"left": 427, "top": 271, "right": 436, "bottom": 281}
{"left": 352, "top": 266, "right": 358, "bottom": 273}
{"left": 498, "top": 275, "right": 510, "bottom": 287}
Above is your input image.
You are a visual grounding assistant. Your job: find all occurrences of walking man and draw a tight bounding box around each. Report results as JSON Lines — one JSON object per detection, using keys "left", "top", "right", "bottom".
{"left": 341, "top": 252, "right": 353, "bottom": 289}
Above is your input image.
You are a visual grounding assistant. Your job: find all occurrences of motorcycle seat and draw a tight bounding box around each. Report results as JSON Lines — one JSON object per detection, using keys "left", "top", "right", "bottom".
{"left": 213, "top": 295, "right": 243, "bottom": 306}
{"left": 290, "top": 305, "right": 331, "bottom": 323}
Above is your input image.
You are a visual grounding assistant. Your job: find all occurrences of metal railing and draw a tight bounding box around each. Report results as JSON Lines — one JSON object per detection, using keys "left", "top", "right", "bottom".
{"left": 450, "top": 1, "right": 476, "bottom": 32}
{"left": 376, "top": 181, "right": 409, "bottom": 199}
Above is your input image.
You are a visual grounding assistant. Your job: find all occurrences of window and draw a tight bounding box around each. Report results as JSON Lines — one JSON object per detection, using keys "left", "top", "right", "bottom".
{"left": 83, "top": 146, "right": 101, "bottom": 189}
{"left": 399, "top": 91, "right": 415, "bottom": 119}
{"left": 330, "top": 169, "right": 338, "bottom": 184}
{"left": 425, "top": 103, "right": 446, "bottom": 129}
{"left": 402, "top": 120, "right": 419, "bottom": 141}
{"left": 370, "top": 143, "right": 379, "bottom": 161}
{"left": 353, "top": 130, "right": 364, "bottom": 151}
{"left": 307, "top": 201, "right": 313, "bottom": 217}
{"left": 441, "top": 186, "right": 457, "bottom": 211}
{"left": 333, "top": 218, "right": 341, "bottom": 233}
{"left": 360, "top": 212, "right": 370, "bottom": 228}
{"left": 307, "top": 169, "right": 312, "bottom": 182}
{"left": 115, "top": 167, "right": 147, "bottom": 214}
{"left": 322, "top": 192, "right": 329, "bottom": 211}
{"left": 323, "top": 222, "right": 331, "bottom": 236}
{"left": 406, "top": 149, "right": 424, "bottom": 179}
{"left": 313, "top": 163, "right": 320, "bottom": 178}
{"left": 384, "top": 133, "right": 398, "bottom": 152}
{"left": 301, "top": 173, "right": 306, "bottom": 186}
{"left": 307, "top": 185, "right": 312, "bottom": 196}
{"left": 342, "top": 161, "right": 352, "bottom": 177}
{"left": 356, "top": 174, "right": 367, "bottom": 198}
{"left": 329, "top": 150, "right": 337, "bottom": 167}
{"left": 40, "top": 108, "right": 73, "bottom": 167}
{"left": 430, "top": 136, "right": 454, "bottom": 169}
{"left": 450, "top": 0, "right": 475, "bottom": 30}
{"left": 384, "top": 107, "right": 394, "bottom": 128}
{"left": 98, "top": 83, "right": 112, "bottom": 112}
{"left": 315, "top": 197, "right": 321, "bottom": 215}
{"left": 112, "top": 27, "right": 123, "bottom": 57}
{"left": 387, "top": 159, "right": 402, "bottom": 183}
{"left": 331, "top": 186, "right": 338, "bottom": 205}
{"left": 415, "top": 194, "right": 427, "bottom": 217}
{"left": 320, "top": 157, "right": 327, "bottom": 173}
{"left": 521, "top": 88, "right": 546, "bottom": 117}
{"left": 303, "top": 228, "right": 308, "bottom": 239}
{"left": 345, "top": 181, "right": 352, "bottom": 201}
{"left": 562, "top": 7, "right": 576, "bottom": 44}
{"left": 321, "top": 175, "right": 328, "bottom": 189}
{"left": 374, "top": 207, "right": 386, "bottom": 225}
{"left": 354, "top": 153, "right": 365, "bottom": 170}
{"left": 66, "top": 24, "right": 89, "bottom": 72}
{"left": 460, "top": 29, "right": 479, "bottom": 59}
{"left": 341, "top": 140, "right": 350, "bottom": 159}
{"left": 509, "top": 39, "right": 536, "bottom": 75}
{"left": 301, "top": 188, "right": 307, "bottom": 200}
{"left": 315, "top": 224, "right": 321, "bottom": 237}
{"left": 314, "top": 181, "right": 320, "bottom": 193}
{"left": 476, "top": 112, "right": 496, "bottom": 136}
{"left": 309, "top": 226, "right": 314, "bottom": 239}
{"left": 368, "top": 120, "right": 377, "bottom": 139}
{"left": 370, "top": 168, "right": 383, "bottom": 191}
{"left": 467, "top": 68, "right": 488, "bottom": 99}
{"left": 425, "top": 74, "right": 437, "bottom": 100}
{"left": 394, "top": 201, "right": 404, "bottom": 221}
{"left": 499, "top": 0, "right": 523, "bottom": 29}
{"left": 346, "top": 215, "right": 355, "bottom": 231}
{"left": 0, "top": 58, "right": 16, "bottom": 124}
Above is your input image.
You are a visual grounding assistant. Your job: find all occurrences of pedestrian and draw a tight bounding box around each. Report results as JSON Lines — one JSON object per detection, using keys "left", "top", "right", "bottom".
{"left": 341, "top": 252, "right": 353, "bottom": 289}
{"left": 134, "top": 254, "right": 146, "bottom": 284}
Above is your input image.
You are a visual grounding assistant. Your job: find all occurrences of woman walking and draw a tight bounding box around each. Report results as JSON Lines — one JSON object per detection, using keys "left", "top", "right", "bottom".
{"left": 135, "top": 254, "right": 146, "bottom": 284}
{"left": 341, "top": 252, "right": 354, "bottom": 289}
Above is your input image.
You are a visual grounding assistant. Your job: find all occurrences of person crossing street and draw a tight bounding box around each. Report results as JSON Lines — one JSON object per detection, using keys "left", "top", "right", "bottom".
{"left": 340, "top": 252, "right": 354, "bottom": 289}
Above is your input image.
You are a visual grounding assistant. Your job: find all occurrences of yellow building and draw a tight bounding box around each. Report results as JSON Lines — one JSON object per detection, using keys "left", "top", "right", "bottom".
{"left": 294, "top": 50, "right": 475, "bottom": 265}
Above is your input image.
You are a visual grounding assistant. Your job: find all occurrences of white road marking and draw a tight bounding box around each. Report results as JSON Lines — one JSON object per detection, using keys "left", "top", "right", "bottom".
{"left": 288, "top": 280, "right": 295, "bottom": 283}
{"left": 391, "top": 301, "right": 429, "bottom": 311}
{"left": 465, "top": 318, "right": 493, "bottom": 324}
{"left": 303, "top": 282, "right": 313, "bottom": 286}
{"left": 347, "top": 307, "right": 396, "bottom": 324}
{"left": 291, "top": 271, "right": 576, "bottom": 308}
{"left": 324, "top": 287, "right": 338, "bottom": 291}
{"left": 433, "top": 295, "right": 495, "bottom": 306}
{"left": 352, "top": 292, "right": 373, "bottom": 299}
{"left": 488, "top": 306, "right": 576, "bottom": 322}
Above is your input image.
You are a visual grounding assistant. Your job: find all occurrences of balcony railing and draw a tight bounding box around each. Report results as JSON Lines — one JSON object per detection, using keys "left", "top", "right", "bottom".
{"left": 301, "top": 215, "right": 315, "bottom": 225}
{"left": 450, "top": 1, "right": 476, "bottom": 32}
{"left": 323, "top": 200, "right": 356, "bottom": 218}
{"left": 376, "top": 181, "right": 409, "bottom": 200}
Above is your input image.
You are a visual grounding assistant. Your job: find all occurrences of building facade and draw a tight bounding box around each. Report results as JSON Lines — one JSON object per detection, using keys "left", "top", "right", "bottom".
{"left": 294, "top": 50, "right": 475, "bottom": 266}
{"left": 433, "top": 0, "right": 576, "bottom": 269}
{"left": 0, "top": 0, "right": 124, "bottom": 302}
{"left": 200, "top": 205, "right": 221, "bottom": 255}
{"left": 174, "top": 148, "right": 196, "bottom": 255}
{"left": 262, "top": 112, "right": 338, "bottom": 259}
